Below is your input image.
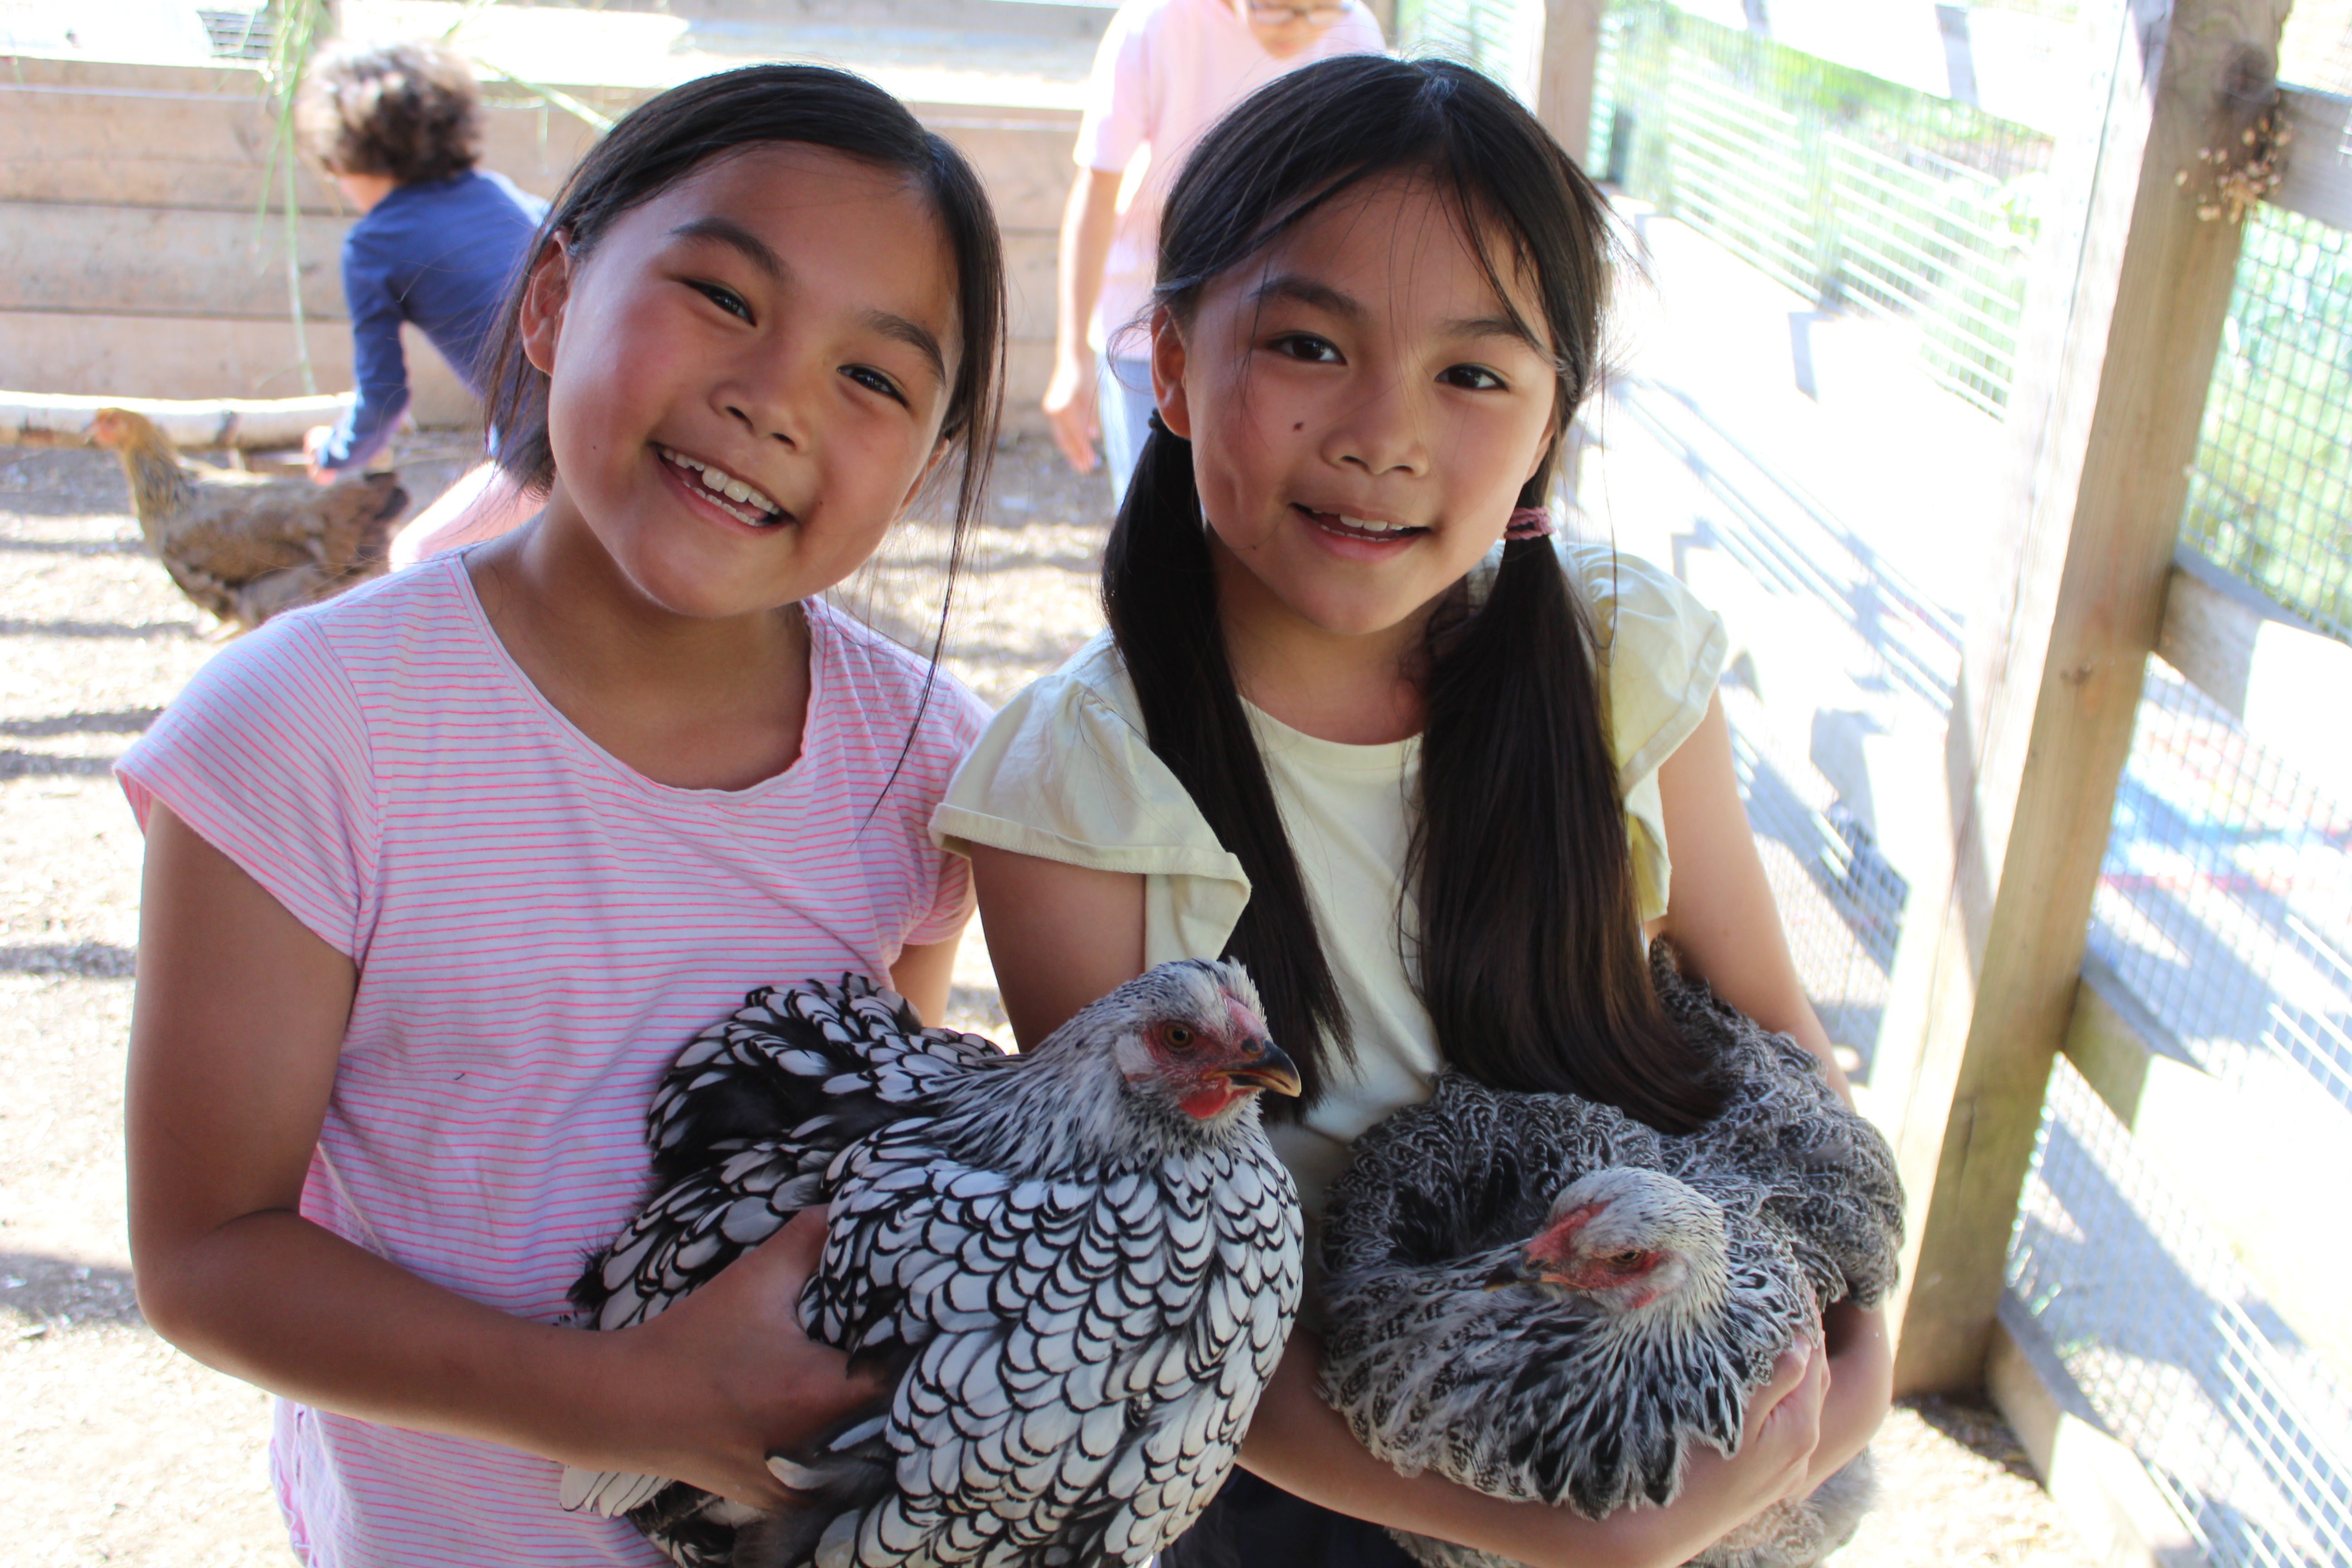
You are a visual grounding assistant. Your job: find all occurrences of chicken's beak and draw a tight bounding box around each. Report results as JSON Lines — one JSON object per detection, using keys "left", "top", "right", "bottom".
{"left": 1482, "top": 1254, "right": 1538, "bottom": 1291}
{"left": 1214, "top": 1037, "right": 1303, "bottom": 1098}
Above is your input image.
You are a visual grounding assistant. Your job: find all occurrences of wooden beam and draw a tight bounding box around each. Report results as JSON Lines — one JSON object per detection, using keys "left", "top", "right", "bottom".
{"left": 1533, "top": 0, "right": 1606, "bottom": 171}
{"left": 2272, "top": 86, "right": 2352, "bottom": 229}
{"left": 0, "top": 391, "right": 353, "bottom": 450}
{"left": 2155, "top": 548, "right": 2352, "bottom": 788}
{"left": 1874, "top": 0, "right": 2292, "bottom": 1396}
{"left": 1985, "top": 1297, "right": 2206, "bottom": 1568}
{"left": 2057, "top": 958, "right": 2181, "bottom": 1130}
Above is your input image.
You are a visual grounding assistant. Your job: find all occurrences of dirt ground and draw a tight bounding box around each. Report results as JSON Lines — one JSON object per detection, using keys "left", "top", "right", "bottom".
{"left": 0, "top": 435, "right": 2096, "bottom": 1567}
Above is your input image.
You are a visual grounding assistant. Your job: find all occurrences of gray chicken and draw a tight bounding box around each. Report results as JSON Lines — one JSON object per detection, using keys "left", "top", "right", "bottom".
{"left": 1318, "top": 941, "right": 1901, "bottom": 1568}
{"left": 564, "top": 961, "right": 1305, "bottom": 1568}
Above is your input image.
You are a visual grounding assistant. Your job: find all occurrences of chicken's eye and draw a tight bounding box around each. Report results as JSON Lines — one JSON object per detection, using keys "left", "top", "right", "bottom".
{"left": 1602, "top": 1250, "right": 1645, "bottom": 1270}
{"left": 1164, "top": 1025, "right": 1196, "bottom": 1052}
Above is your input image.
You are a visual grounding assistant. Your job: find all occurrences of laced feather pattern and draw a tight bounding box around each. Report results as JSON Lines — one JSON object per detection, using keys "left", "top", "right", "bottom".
{"left": 567, "top": 961, "right": 1304, "bottom": 1568}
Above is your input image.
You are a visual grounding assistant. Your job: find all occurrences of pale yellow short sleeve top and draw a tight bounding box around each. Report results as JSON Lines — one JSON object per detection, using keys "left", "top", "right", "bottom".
{"left": 932, "top": 542, "right": 1727, "bottom": 1223}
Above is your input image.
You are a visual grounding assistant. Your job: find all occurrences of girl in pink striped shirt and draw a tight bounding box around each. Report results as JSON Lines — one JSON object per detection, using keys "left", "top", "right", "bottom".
{"left": 118, "top": 66, "right": 1006, "bottom": 1567}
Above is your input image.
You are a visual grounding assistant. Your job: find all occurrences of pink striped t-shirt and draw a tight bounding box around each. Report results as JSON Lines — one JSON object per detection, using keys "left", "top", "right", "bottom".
{"left": 118, "top": 552, "right": 989, "bottom": 1568}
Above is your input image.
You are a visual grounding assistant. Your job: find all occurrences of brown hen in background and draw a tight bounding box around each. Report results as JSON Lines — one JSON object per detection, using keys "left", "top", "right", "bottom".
{"left": 88, "top": 406, "right": 407, "bottom": 632}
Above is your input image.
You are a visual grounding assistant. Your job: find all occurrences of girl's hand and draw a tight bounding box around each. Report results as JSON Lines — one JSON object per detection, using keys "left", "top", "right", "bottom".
{"left": 1042, "top": 352, "right": 1101, "bottom": 473}
{"left": 610, "top": 1209, "right": 888, "bottom": 1509}
{"left": 1671, "top": 1341, "right": 1828, "bottom": 1529}
{"left": 1807, "top": 1302, "right": 1891, "bottom": 1487}
{"left": 302, "top": 424, "right": 339, "bottom": 485}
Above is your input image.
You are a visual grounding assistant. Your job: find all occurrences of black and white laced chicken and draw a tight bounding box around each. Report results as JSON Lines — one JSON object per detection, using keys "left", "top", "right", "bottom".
{"left": 565, "top": 961, "right": 1306, "bottom": 1568}
{"left": 1317, "top": 941, "right": 1902, "bottom": 1568}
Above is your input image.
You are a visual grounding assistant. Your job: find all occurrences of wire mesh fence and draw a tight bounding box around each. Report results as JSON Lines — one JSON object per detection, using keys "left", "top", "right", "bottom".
{"left": 2012, "top": 1053, "right": 2352, "bottom": 1568}
{"left": 2179, "top": 203, "right": 2352, "bottom": 644}
{"left": 2004, "top": 652, "right": 2352, "bottom": 1568}
{"left": 2090, "top": 662, "right": 2352, "bottom": 1110}
{"left": 1392, "top": 0, "right": 1545, "bottom": 90}
{"left": 1600, "top": 372, "right": 1954, "bottom": 1073}
{"left": 1592, "top": 1, "right": 2048, "bottom": 413}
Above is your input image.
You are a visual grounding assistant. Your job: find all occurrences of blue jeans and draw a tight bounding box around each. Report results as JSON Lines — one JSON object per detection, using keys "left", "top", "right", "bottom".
{"left": 1098, "top": 353, "right": 1158, "bottom": 510}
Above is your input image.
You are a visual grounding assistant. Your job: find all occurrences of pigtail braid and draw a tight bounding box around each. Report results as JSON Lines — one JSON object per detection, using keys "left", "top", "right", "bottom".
{"left": 1412, "top": 532, "right": 1723, "bottom": 1132}
{"left": 1102, "top": 425, "right": 1352, "bottom": 1111}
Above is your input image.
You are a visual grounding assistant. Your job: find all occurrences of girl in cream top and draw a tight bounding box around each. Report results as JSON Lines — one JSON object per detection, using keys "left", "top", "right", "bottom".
{"left": 935, "top": 541, "right": 1727, "bottom": 1226}
{"left": 933, "top": 51, "right": 1885, "bottom": 1568}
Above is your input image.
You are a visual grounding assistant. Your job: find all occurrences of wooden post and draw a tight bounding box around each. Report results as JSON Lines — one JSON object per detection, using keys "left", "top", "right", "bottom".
{"left": 1532, "top": 0, "right": 1606, "bottom": 170}
{"left": 1872, "top": 0, "right": 2291, "bottom": 1396}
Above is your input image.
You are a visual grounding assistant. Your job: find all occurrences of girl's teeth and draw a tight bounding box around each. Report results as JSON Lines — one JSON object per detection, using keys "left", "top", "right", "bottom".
{"left": 1315, "top": 509, "right": 1412, "bottom": 535}
{"left": 662, "top": 446, "right": 782, "bottom": 517}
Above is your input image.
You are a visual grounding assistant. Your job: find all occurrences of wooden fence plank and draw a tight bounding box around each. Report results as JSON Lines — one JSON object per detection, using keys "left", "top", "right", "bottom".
{"left": 0, "top": 391, "right": 354, "bottom": 450}
{"left": 1875, "top": 0, "right": 2293, "bottom": 1396}
{"left": 0, "top": 74, "right": 627, "bottom": 211}
{"left": 2155, "top": 548, "right": 2352, "bottom": 787}
{"left": 0, "top": 311, "right": 474, "bottom": 421}
{"left": 1986, "top": 1298, "right": 2206, "bottom": 1568}
{"left": 0, "top": 204, "right": 353, "bottom": 319}
{"left": 2273, "top": 85, "right": 2352, "bottom": 229}
{"left": 1533, "top": 0, "right": 1607, "bottom": 170}
{"left": 2057, "top": 958, "right": 2185, "bottom": 1129}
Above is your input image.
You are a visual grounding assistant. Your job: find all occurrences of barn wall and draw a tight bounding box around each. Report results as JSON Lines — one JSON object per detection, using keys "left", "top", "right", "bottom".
{"left": 0, "top": 54, "right": 1074, "bottom": 433}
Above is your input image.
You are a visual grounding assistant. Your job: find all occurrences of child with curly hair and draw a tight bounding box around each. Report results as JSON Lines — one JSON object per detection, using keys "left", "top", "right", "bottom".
{"left": 298, "top": 37, "right": 545, "bottom": 564}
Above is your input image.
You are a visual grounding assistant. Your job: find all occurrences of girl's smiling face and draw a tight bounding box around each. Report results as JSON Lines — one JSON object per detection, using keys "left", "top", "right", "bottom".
{"left": 522, "top": 143, "right": 960, "bottom": 620}
{"left": 1153, "top": 172, "right": 1560, "bottom": 653}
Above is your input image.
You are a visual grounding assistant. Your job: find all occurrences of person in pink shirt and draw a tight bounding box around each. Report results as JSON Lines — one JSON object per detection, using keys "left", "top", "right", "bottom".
{"left": 118, "top": 65, "right": 1007, "bottom": 1567}
{"left": 1043, "top": 0, "right": 1384, "bottom": 503}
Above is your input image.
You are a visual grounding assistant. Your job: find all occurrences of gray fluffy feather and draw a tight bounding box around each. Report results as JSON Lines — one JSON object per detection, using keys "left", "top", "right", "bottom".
{"left": 1318, "top": 941, "right": 1901, "bottom": 1568}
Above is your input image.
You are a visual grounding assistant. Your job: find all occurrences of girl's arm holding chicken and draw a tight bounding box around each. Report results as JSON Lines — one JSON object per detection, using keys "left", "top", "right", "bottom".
{"left": 966, "top": 692, "right": 1881, "bottom": 1566}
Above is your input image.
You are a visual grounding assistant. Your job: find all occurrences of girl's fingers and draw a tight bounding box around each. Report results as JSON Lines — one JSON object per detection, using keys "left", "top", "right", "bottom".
{"left": 605, "top": 1207, "right": 888, "bottom": 1509}
{"left": 745, "top": 1207, "right": 829, "bottom": 1289}
{"left": 1749, "top": 1343, "right": 1829, "bottom": 1506}
{"left": 1745, "top": 1343, "right": 1816, "bottom": 1436}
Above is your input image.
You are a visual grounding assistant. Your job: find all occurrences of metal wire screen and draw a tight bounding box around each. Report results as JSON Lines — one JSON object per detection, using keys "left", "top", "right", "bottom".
{"left": 2006, "top": 656, "right": 2352, "bottom": 1568}
{"left": 2179, "top": 203, "right": 2352, "bottom": 643}
{"left": 1599, "top": 374, "right": 1960, "bottom": 1075}
{"left": 2013, "top": 1056, "right": 2352, "bottom": 1568}
{"left": 1431, "top": 6, "right": 2352, "bottom": 1555}
{"left": 1592, "top": 1, "right": 2049, "bottom": 413}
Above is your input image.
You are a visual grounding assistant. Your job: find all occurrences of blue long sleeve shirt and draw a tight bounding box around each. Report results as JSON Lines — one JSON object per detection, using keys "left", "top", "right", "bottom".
{"left": 318, "top": 169, "right": 547, "bottom": 474}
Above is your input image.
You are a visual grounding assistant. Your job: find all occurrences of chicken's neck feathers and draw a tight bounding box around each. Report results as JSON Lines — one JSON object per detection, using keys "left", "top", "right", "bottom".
{"left": 918, "top": 1044, "right": 1265, "bottom": 1178}
{"left": 115, "top": 442, "right": 194, "bottom": 542}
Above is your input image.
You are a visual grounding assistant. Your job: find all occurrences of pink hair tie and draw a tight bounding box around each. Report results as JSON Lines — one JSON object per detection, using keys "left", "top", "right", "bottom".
{"left": 1505, "top": 507, "right": 1555, "bottom": 540}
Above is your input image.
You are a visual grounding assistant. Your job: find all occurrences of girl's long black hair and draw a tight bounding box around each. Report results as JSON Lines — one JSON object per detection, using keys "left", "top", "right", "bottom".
{"left": 1102, "top": 55, "right": 1723, "bottom": 1132}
